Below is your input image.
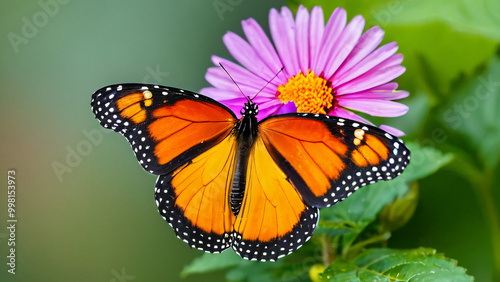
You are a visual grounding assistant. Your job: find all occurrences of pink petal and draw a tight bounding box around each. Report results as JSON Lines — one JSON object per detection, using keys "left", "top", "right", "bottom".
{"left": 337, "top": 89, "right": 409, "bottom": 100}
{"left": 209, "top": 97, "right": 247, "bottom": 118}
{"left": 309, "top": 6, "right": 325, "bottom": 69}
{"left": 333, "top": 42, "right": 399, "bottom": 86}
{"left": 211, "top": 56, "right": 272, "bottom": 87}
{"left": 214, "top": 95, "right": 271, "bottom": 105}
{"left": 199, "top": 87, "right": 277, "bottom": 105}
{"left": 333, "top": 26, "right": 385, "bottom": 80}
{"left": 276, "top": 101, "right": 297, "bottom": 115}
{"left": 336, "top": 63, "right": 405, "bottom": 94}
{"left": 205, "top": 67, "right": 273, "bottom": 98}
{"left": 374, "top": 53, "right": 404, "bottom": 69}
{"left": 269, "top": 7, "right": 299, "bottom": 77}
{"left": 336, "top": 53, "right": 405, "bottom": 94}
{"left": 379, "top": 125, "right": 405, "bottom": 137}
{"left": 209, "top": 96, "right": 282, "bottom": 120}
{"left": 329, "top": 107, "right": 374, "bottom": 125}
{"left": 323, "top": 15, "right": 365, "bottom": 79}
{"left": 205, "top": 67, "right": 241, "bottom": 92}
{"left": 312, "top": 7, "right": 346, "bottom": 72}
{"left": 371, "top": 82, "right": 399, "bottom": 91}
{"left": 206, "top": 56, "right": 281, "bottom": 96}
{"left": 337, "top": 98, "right": 409, "bottom": 117}
{"left": 256, "top": 99, "right": 283, "bottom": 120}
{"left": 200, "top": 87, "right": 241, "bottom": 100}
{"left": 242, "top": 18, "right": 283, "bottom": 79}
{"left": 295, "top": 5, "right": 310, "bottom": 74}
{"left": 223, "top": 31, "right": 276, "bottom": 81}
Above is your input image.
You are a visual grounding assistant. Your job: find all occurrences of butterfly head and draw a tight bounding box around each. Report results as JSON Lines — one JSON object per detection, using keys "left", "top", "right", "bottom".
{"left": 241, "top": 101, "right": 259, "bottom": 117}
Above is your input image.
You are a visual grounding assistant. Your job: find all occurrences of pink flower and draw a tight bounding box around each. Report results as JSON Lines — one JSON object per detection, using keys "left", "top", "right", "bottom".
{"left": 201, "top": 5, "right": 408, "bottom": 136}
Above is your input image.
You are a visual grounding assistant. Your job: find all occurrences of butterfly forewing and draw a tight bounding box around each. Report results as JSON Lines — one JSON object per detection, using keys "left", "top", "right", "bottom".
{"left": 258, "top": 113, "right": 410, "bottom": 208}
{"left": 91, "top": 84, "right": 237, "bottom": 175}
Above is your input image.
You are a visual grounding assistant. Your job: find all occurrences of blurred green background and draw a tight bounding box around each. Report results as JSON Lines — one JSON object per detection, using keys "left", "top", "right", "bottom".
{"left": 1, "top": 0, "right": 499, "bottom": 281}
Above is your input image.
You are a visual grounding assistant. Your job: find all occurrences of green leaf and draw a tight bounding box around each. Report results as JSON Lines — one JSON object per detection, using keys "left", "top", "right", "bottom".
{"left": 320, "top": 179, "right": 409, "bottom": 230}
{"left": 379, "top": 182, "right": 419, "bottom": 232}
{"left": 321, "top": 248, "right": 473, "bottom": 281}
{"left": 181, "top": 251, "right": 250, "bottom": 277}
{"left": 321, "top": 260, "right": 361, "bottom": 281}
{"left": 316, "top": 220, "right": 359, "bottom": 237}
{"left": 401, "top": 143, "right": 454, "bottom": 181}
{"left": 441, "top": 55, "right": 500, "bottom": 169}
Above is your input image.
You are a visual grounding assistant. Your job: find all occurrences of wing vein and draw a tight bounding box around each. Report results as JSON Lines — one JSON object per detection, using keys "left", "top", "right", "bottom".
{"left": 298, "top": 140, "right": 336, "bottom": 177}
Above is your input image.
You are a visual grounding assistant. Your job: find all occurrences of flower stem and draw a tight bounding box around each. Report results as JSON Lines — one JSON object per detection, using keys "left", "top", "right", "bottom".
{"left": 321, "top": 234, "right": 335, "bottom": 266}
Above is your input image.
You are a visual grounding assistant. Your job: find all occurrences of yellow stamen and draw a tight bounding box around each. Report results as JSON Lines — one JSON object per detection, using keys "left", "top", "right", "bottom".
{"left": 277, "top": 70, "right": 334, "bottom": 114}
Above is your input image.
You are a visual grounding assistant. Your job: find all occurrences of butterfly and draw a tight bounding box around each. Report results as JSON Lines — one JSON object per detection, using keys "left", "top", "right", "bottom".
{"left": 91, "top": 83, "right": 410, "bottom": 262}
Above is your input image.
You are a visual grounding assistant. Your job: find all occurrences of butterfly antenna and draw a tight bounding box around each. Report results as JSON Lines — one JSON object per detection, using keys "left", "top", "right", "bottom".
{"left": 250, "top": 67, "right": 284, "bottom": 101}
{"left": 219, "top": 63, "right": 250, "bottom": 102}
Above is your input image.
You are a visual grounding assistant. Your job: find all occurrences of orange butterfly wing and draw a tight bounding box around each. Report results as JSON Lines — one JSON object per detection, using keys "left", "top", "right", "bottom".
{"left": 257, "top": 114, "right": 410, "bottom": 208}
{"left": 92, "top": 84, "right": 239, "bottom": 252}
{"left": 155, "top": 134, "right": 238, "bottom": 252}
{"left": 91, "top": 84, "right": 237, "bottom": 175}
{"left": 229, "top": 114, "right": 409, "bottom": 261}
{"left": 232, "top": 135, "right": 318, "bottom": 261}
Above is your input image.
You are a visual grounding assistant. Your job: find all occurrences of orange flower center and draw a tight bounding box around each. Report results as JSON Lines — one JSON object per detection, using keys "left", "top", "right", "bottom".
{"left": 277, "top": 70, "right": 334, "bottom": 114}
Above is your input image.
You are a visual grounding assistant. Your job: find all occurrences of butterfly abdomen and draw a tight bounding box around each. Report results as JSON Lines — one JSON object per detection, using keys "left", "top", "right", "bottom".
{"left": 230, "top": 154, "right": 248, "bottom": 216}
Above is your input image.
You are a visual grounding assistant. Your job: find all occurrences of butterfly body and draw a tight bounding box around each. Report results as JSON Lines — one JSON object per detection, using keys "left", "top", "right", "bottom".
{"left": 229, "top": 105, "right": 255, "bottom": 216}
{"left": 91, "top": 83, "right": 410, "bottom": 261}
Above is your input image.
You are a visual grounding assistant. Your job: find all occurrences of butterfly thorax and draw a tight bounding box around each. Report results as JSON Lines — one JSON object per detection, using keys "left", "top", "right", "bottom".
{"left": 235, "top": 101, "right": 259, "bottom": 147}
{"left": 231, "top": 101, "right": 259, "bottom": 216}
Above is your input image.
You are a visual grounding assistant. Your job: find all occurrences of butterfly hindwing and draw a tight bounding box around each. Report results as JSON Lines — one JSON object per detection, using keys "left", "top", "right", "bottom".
{"left": 154, "top": 134, "right": 238, "bottom": 253}
{"left": 91, "top": 84, "right": 237, "bottom": 175}
{"left": 258, "top": 113, "right": 410, "bottom": 208}
{"left": 232, "top": 135, "right": 319, "bottom": 262}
